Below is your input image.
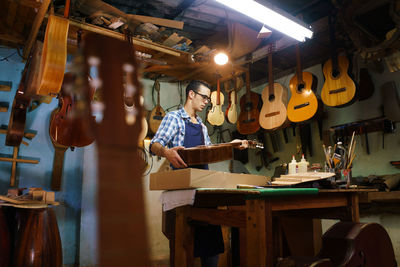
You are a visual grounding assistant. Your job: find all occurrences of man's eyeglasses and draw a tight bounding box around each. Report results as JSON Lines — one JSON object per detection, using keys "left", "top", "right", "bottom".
{"left": 193, "top": 91, "right": 211, "bottom": 103}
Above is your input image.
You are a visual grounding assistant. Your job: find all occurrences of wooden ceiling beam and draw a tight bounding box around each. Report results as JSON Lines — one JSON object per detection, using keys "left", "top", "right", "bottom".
{"left": 0, "top": 33, "right": 25, "bottom": 44}
{"left": 68, "top": 18, "right": 184, "bottom": 58}
{"left": 234, "top": 16, "right": 329, "bottom": 66}
{"left": 6, "top": 1, "right": 18, "bottom": 27}
{"left": 12, "top": 0, "right": 42, "bottom": 9}
{"left": 165, "top": 0, "right": 196, "bottom": 19}
{"left": 22, "top": 0, "right": 51, "bottom": 59}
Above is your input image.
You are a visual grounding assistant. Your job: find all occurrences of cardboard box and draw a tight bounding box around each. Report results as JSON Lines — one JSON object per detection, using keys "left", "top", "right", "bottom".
{"left": 150, "top": 168, "right": 269, "bottom": 190}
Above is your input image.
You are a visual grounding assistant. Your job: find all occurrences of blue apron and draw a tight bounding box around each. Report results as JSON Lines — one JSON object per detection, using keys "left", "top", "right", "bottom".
{"left": 183, "top": 120, "right": 209, "bottom": 170}
{"left": 183, "top": 120, "right": 223, "bottom": 257}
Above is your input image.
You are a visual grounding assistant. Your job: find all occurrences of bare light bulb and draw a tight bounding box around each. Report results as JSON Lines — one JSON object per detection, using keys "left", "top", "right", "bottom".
{"left": 214, "top": 52, "right": 229, "bottom": 65}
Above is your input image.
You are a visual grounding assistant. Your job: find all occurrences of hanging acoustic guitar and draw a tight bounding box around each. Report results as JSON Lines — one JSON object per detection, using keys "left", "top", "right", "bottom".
{"left": 237, "top": 70, "right": 260, "bottom": 134}
{"left": 320, "top": 14, "right": 356, "bottom": 107}
{"left": 36, "top": 0, "right": 70, "bottom": 96}
{"left": 259, "top": 47, "right": 288, "bottom": 130}
{"left": 207, "top": 78, "right": 225, "bottom": 126}
{"left": 148, "top": 79, "right": 165, "bottom": 134}
{"left": 287, "top": 44, "right": 318, "bottom": 123}
{"left": 225, "top": 76, "right": 238, "bottom": 124}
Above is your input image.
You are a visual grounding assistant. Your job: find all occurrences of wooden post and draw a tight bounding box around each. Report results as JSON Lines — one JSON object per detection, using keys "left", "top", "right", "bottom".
{"left": 246, "top": 199, "right": 273, "bottom": 266}
{"left": 0, "top": 146, "right": 39, "bottom": 187}
{"left": 174, "top": 206, "right": 194, "bottom": 267}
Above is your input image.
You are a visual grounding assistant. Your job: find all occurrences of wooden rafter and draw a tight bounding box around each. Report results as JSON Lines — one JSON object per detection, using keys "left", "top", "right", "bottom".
{"left": 22, "top": 0, "right": 51, "bottom": 59}
{"left": 6, "top": 1, "right": 18, "bottom": 27}
{"left": 14, "top": 0, "right": 42, "bottom": 9}
{"left": 68, "top": 18, "right": 182, "bottom": 57}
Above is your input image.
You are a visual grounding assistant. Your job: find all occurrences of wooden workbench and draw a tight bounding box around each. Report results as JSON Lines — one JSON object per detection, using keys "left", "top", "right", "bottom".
{"left": 171, "top": 188, "right": 376, "bottom": 267}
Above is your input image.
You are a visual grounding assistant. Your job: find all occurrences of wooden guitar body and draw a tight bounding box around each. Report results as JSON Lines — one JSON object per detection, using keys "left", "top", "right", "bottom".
{"left": 321, "top": 55, "right": 356, "bottom": 107}
{"left": 149, "top": 80, "right": 165, "bottom": 134}
{"left": 207, "top": 91, "right": 225, "bottom": 126}
{"left": 318, "top": 222, "right": 396, "bottom": 267}
{"left": 226, "top": 90, "right": 238, "bottom": 124}
{"left": 149, "top": 106, "right": 166, "bottom": 134}
{"left": 237, "top": 91, "right": 260, "bottom": 134}
{"left": 37, "top": 14, "right": 68, "bottom": 96}
{"left": 49, "top": 73, "right": 96, "bottom": 148}
{"left": 178, "top": 141, "right": 262, "bottom": 165}
{"left": 287, "top": 71, "right": 318, "bottom": 123}
{"left": 259, "top": 83, "right": 288, "bottom": 130}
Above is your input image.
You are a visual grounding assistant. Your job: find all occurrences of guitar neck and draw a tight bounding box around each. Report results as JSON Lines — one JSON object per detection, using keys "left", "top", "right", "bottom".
{"left": 268, "top": 53, "right": 274, "bottom": 96}
{"left": 328, "top": 14, "right": 339, "bottom": 71}
{"left": 245, "top": 70, "right": 251, "bottom": 102}
{"left": 295, "top": 44, "right": 303, "bottom": 84}
{"left": 156, "top": 80, "right": 161, "bottom": 112}
{"left": 216, "top": 79, "right": 221, "bottom": 105}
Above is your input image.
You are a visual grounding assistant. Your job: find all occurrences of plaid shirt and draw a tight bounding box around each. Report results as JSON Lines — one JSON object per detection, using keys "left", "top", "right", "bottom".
{"left": 150, "top": 107, "right": 211, "bottom": 154}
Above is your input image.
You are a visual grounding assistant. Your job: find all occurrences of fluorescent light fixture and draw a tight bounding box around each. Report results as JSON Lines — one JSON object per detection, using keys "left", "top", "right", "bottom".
{"left": 214, "top": 52, "right": 229, "bottom": 65}
{"left": 258, "top": 25, "right": 272, "bottom": 39}
{"left": 215, "top": 0, "right": 313, "bottom": 41}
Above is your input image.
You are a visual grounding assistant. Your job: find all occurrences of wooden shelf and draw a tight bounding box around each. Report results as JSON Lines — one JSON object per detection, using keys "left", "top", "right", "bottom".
{"left": 359, "top": 191, "right": 400, "bottom": 203}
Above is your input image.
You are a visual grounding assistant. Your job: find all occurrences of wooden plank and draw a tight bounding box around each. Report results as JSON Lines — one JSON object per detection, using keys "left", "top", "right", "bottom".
{"left": 188, "top": 3, "right": 258, "bottom": 28}
{"left": 6, "top": 1, "right": 18, "bottom": 27}
{"left": 131, "top": 14, "right": 184, "bottom": 30}
{"left": 68, "top": 19, "right": 182, "bottom": 57}
{"left": 0, "top": 125, "right": 37, "bottom": 139}
{"left": 234, "top": 16, "right": 328, "bottom": 66}
{"left": 0, "top": 155, "right": 39, "bottom": 164}
{"left": 189, "top": 208, "right": 246, "bottom": 228}
{"left": 270, "top": 194, "right": 348, "bottom": 211}
{"left": 246, "top": 199, "right": 271, "bottom": 266}
{"left": 0, "top": 102, "right": 8, "bottom": 112}
{"left": 174, "top": 206, "right": 193, "bottom": 267}
{"left": 0, "top": 81, "right": 12, "bottom": 91}
{"left": 15, "top": 0, "right": 42, "bottom": 8}
{"left": 14, "top": 5, "right": 30, "bottom": 34}
{"left": 22, "top": 0, "right": 51, "bottom": 59}
{"left": 359, "top": 191, "right": 400, "bottom": 203}
{"left": 348, "top": 193, "right": 360, "bottom": 222}
{"left": 0, "top": 33, "right": 24, "bottom": 44}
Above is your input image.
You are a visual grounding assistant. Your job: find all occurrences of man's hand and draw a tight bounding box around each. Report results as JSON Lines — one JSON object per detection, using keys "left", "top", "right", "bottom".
{"left": 164, "top": 146, "right": 187, "bottom": 169}
{"left": 231, "top": 139, "right": 248, "bottom": 150}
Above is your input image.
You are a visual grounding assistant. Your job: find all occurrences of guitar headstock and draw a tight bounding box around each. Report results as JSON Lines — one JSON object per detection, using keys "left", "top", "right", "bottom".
{"left": 82, "top": 33, "right": 144, "bottom": 147}
{"left": 248, "top": 140, "right": 264, "bottom": 149}
{"left": 154, "top": 79, "right": 160, "bottom": 93}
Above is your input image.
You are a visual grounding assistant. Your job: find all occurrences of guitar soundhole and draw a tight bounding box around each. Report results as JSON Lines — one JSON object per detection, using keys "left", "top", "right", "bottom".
{"left": 268, "top": 94, "right": 275, "bottom": 101}
{"left": 242, "top": 119, "right": 255, "bottom": 123}
{"left": 244, "top": 102, "right": 253, "bottom": 111}
{"left": 297, "top": 83, "right": 305, "bottom": 93}
{"left": 332, "top": 68, "right": 340, "bottom": 78}
{"left": 294, "top": 102, "right": 310, "bottom": 110}
{"left": 153, "top": 115, "right": 163, "bottom": 120}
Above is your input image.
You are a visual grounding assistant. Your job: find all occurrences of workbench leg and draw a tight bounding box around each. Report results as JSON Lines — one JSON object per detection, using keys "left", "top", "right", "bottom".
{"left": 174, "top": 206, "right": 194, "bottom": 267}
{"left": 348, "top": 193, "right": 360, "bottom": 222}
{"left": 246, "top": 199, "right": 273, "bottom": 267}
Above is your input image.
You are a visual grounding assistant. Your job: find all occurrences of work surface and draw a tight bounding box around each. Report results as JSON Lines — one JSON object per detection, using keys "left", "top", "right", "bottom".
{"left": 172, "top": 188, "right": 377, "bottom": 267}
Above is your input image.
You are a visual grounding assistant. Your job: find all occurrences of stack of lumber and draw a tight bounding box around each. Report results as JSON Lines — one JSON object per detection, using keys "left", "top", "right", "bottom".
{"left": 271, "top": 172, "right": 335, "bottom": 186}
